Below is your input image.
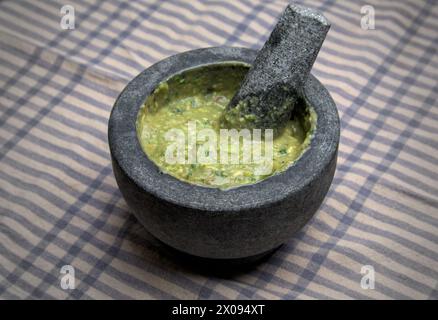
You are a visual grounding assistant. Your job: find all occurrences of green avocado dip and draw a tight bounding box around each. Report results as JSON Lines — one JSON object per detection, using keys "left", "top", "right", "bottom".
{"left": 136, "top": 63, "right": 316, "bottom": 190}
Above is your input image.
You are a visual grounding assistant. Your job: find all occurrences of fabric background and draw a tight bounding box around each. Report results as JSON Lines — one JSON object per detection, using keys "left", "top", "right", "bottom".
{"left": 0, "top": 0, "right": 437, "bottom": 299}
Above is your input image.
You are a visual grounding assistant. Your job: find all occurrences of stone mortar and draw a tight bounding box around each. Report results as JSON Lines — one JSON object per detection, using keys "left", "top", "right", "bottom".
{"left": 108, "top": 47, "right": 340, "bottom": 261}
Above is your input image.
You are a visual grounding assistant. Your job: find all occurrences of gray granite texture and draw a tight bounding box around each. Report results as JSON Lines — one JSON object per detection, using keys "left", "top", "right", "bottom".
{"left": 223, "top": 4, "right": 330, "bottom": 133}
{"left": 108, "top": 47, "right": 339, "bottom": 260}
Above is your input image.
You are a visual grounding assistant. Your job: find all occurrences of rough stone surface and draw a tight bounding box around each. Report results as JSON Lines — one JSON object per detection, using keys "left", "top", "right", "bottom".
{"left": 223, "top": 4, "right": 330, "bottom": 132}
{"left": 108, "top": 47, "right": 340, "bottom": 260}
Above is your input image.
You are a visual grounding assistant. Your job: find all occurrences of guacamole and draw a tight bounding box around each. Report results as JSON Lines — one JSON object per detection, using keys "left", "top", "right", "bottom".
{"left": 136, "top": 63, "right": 316, "bottom": 189}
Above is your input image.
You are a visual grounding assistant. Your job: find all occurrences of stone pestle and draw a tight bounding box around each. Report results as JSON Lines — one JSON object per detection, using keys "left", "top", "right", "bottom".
{"left": 221, "top": 4, "right": 330, "bottom": 133}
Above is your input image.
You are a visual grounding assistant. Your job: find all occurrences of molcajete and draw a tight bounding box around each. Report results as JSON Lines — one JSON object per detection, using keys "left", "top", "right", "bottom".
{"left": 108, "top": 47, "right": 340, "bottom": 260}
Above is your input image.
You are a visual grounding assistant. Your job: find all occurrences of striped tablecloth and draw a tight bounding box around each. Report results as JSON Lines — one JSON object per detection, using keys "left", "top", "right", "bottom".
{"left": 1, "top": 0, "right": 437, "bottom": 299}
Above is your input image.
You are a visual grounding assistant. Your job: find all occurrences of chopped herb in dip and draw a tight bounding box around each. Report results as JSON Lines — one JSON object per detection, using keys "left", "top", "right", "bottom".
{"left": 136, "top": 63, "right": 316, "bottom": 189}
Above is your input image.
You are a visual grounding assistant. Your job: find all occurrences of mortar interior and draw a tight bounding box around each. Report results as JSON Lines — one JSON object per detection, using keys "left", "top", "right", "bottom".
{"left": 136, "top": 62, "right": 317, "bottom": 190}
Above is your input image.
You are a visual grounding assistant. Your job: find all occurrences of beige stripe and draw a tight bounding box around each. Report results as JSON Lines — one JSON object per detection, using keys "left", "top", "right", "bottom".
{"left": 83, "top": 286, "right": 113, "bottom": 299}
{"left": 330, "top": 177, "right": 437, "bottom": 231}
{"left": 0, "top": 253, "right": 34, "bottom": 298}
{"left": 307, "top": 226, "right": 433, "bottom": 298}
{"left": 96, "top": 272, "right": 152, "bottom": 299}
{"left": 318, "top": 209, "right": 438, "bottom": 288}
{"left": 2, "top": 216, "right": 44, "bottom": 246}
{"left": 285, "top": 240, "right": 390, "bottom": 299}
{"left": 3, "top": 148, "right": 110, "bottom": 198}
{"left": 0, "top": 10, "right": 139, "bottom": 79}
{"left": 0, "top": 178, "right": 67, "bottom": 220}
{"left": 107, "top": 254, "right": 195, "bottom": 299}
{"left": 356, "top": 208, "right": 438, "bottom": 252}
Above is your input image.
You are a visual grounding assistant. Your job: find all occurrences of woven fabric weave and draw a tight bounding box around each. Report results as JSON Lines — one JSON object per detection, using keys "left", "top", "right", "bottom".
{"left": 0, "top": 0, "right": 437, "bottom": 299}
